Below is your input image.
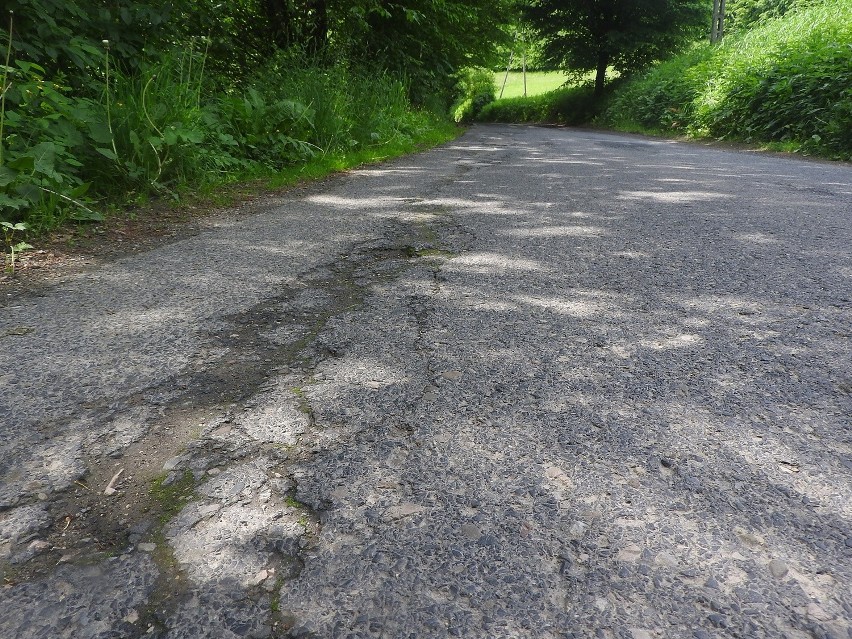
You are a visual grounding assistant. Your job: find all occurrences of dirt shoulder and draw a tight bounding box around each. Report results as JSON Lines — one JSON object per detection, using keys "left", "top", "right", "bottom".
{"left": 0, "top": 181, "right": 283, "bottom": 294}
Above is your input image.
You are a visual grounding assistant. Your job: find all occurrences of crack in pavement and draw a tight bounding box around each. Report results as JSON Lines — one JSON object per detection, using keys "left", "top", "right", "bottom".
{"left": 0, "top": 204, "right": 465, "bottom": 637}
{"left": 1, "top": 125, "right": 851, "bottom": 638}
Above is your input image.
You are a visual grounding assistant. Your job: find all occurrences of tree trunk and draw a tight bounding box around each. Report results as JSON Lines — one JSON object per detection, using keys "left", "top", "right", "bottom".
{"left": 262, "top": 0, "right": 293, "bottom": 49}
{"left": 594, "top": 49, "right": 609, "bottom": 97}
{"left": 710, "top": 0, "right": 726, "bottom": 43}
{"left": 307, "top": 0, "right": 329, "bottom": 53}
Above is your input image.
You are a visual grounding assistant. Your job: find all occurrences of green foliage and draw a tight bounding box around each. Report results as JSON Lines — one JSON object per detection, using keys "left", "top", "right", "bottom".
{"left": 257, "top": 52, "right": 421, "bottom": 150}
{"left": 1, "top": 220, "right": 31, "bottom": 273}
{"left": 358, "top": 0, "right": 513, "bottom": 106}
{"left": 602, "top": 0, "right": 852, "bottom": 159}
{"left": 5, "top": 0, "right": 177, "bottom": 80}
{"left": 452, "top": 68, "right": 496, "bottom": 123}
{"left": 478, "top": 82, "right": 608, "bottom": 125}
{"left": 602, "top": 45, "right": 713, "bottom": 131}
{"left": 523, "top": 0, "right": 709, "bottom": 94}
{"left": 0, "top": 57, "right": 101, "bottom": 228}
{"left": 726, "top": 0, "right": 803, "bottom": 32}
{"left": 0, "top": 0, "right": 495, "bottom": 232}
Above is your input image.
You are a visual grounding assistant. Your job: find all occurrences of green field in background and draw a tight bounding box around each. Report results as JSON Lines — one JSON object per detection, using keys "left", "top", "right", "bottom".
{"left": 493, "top": 71, "right": 571, "bottom": 99}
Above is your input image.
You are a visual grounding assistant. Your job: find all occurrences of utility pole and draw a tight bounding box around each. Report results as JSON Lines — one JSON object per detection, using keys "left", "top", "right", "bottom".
{"left": 499, "top": 50, "right": 514, "bottom": 99}
{"left": 711, "top": 0, "right": 726, "bottom": 44}
{"left": 499, "top": 31, "right": 519, "bottom": 99}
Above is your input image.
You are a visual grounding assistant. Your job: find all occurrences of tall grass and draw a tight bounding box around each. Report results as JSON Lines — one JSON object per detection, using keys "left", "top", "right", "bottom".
{"left": 1, "top": 45, "right": 453, "bottom": 232}
{"left": 602, "top": 0, "right": 852, "bottom": 158}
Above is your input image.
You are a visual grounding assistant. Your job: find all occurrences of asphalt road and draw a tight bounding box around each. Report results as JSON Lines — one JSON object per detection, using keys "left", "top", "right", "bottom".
{"left": 1, "top": 125, "right": 850, "bottom": 639}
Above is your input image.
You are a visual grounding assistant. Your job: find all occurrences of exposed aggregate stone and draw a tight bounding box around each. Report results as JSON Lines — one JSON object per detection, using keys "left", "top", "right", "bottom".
{"left": 0, "top": 125, "right": 850, "bottom": 638}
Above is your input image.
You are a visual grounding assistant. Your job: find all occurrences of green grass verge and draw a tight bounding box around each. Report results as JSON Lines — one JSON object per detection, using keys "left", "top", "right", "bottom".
{"left": 263, "top": 118, "right": 460, "bottom": 190}
{"left": 600, "top": 0, "right": 852, "bottom": 160}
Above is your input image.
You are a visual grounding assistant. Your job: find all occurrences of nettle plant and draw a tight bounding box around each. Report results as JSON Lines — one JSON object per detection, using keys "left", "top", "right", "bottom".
{"left": 1, "top": 11, "right": 101, "bottom": 229}
{"left": 1, "top": 220, "right": 31, "bottom": 274}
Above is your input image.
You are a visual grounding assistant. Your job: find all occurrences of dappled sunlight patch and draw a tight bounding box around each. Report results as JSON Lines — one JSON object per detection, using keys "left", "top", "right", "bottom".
{"left": 678, "top": 316, "right": 711, "bottom": 329}
{"left": 348, "top": 167, "right": 428, "bottom": 177}
{"left": 510, "top": 294, "right": 604, "bottom": 318}
{"left": 691, "top": 409, "right": 852, "bottom": 522}
{"left": 522, "top": 157, "right": 606, "bottom": 167}
{"left": 731, "top": 232, "right": 779, "bottom": 245}
{"left": 447, "top": 252, "right": 549, "bottom": 275}
{"left": 681, "top": 295, "right": 765, "bottom": 317}
{"left": 316, "top": 356, "right": 409, "bottom": 389}
{"left": 100, "top": 305, "right": 191, "bottom": 330}
{"left": 168, "top": 458, "right": 308, "bottom": 588}
{"left": 616, "top": 190, "right": 730, "bottom": 203}
{"left": 638, "top": 333, "right": 703, "bottom": 351}
{"left": 437, "top": 286, "right": 520, "bottom": 312}
{"left": 612, "top": 250, "right": 649, "bottom": 259}
{"left": 500, "top": 225, "right": 607, "bottom": 238}
{"left": 305, "top": 194, "right": 396, "bottom": 210}
{"left": 415, "top": 197, "right": 512, "bottom": 215}
{"left": 445, "top": 144, "right": 506, "bottom": 152}
{"left": 0, "top": 434, "right": 85, "bottom": 510}
{"left": 238, "top": 239, "right": 345, "bottom": 259}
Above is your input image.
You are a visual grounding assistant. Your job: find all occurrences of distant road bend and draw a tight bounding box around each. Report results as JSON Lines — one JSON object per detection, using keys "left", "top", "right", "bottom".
{"left": 1, "top": 125, "right": 851, "bottom": 638}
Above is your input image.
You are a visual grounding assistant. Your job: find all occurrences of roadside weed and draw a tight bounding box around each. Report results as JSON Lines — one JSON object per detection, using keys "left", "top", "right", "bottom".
{"left": 1, "top": 220, "right": 32, "bottom": 273}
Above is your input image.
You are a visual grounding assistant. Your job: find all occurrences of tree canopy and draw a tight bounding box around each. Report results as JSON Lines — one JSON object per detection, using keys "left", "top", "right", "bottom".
{"left": 4, "top": 0, "right": 511, "bottom": 99}
{"left": 523, "top": 0, "right": 710, "bottom": 95}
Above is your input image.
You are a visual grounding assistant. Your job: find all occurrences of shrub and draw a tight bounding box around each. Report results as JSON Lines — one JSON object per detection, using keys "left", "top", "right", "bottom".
{"left": 600, "top": 0, "right": 852, "bottom": 159}
{"left": 477, "top": 82, "right": 609, "bottom": 125}
{"left": 452, "top": 67, "right": 496, "bottom": 123}
{"left": 1, "top": 40, "right": 442, "bottom": 230}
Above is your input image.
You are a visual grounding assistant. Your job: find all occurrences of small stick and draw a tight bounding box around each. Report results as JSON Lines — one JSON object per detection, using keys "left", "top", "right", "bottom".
{"left": 73, "top": 480, "right": 92, "bottom": 491}
{"left": 104, "top": 468, "right": 125, "bottom": 495}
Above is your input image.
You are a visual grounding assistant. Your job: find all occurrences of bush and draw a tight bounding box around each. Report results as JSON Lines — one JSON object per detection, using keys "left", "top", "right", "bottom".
{"left": 1, "top": 42, "right": 442, "bottom": 230}
{"left": 601, "top": 0, "right": 852, "bottom": 159}
{"left": 452, "top": 67, "right": 496, "bottom": 122}
{"left": 477, "top": 83, "right": 609, "bottom": 125}
{"left": 602, "top": 45, "right": 713, "bottom": 133}
{"left": 726, "top": 0, "right": 803, "bottom": 32}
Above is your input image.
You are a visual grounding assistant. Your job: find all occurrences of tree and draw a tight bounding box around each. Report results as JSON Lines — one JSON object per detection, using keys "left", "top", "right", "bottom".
{"left": 523, "top": 0, "right": 709, "bottom": 96}
{"left": 355, "top": 0, "right": 512, "bottom": 104}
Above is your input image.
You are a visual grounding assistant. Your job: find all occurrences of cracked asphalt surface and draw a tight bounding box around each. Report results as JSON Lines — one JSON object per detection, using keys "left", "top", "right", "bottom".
{"left": 1, "top": 125, "right": 851, "bottom": 638}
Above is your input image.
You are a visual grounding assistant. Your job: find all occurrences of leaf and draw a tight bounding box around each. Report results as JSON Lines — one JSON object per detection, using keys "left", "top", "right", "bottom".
{"left": 69, "top": 182, "right": 92, "bottom": 198}
{"left": 0, "top": 194, "right": 28, "bottom": 210}
{"left": 0, "top": 166, "right": 18, "bottom": 188}
{"left": 15, "top": 60, "right": 46, "bottom": 76}
{"left": 96, "top": 147, "right": 119, "bottom": 160}
{"left": 14, "top": 183, "right": 41, "bottom": 202}
{"left": 69, "top": 209, "right": 105, "bottom": 222}
{"left": 31, "top": 142, "right": 60, "bottom": 179}
{"left": 88, "top": 121, "right": 114, "bottom": 145}
{"left": 12, "top": 242, "right": 33, "bottom": 252}
{"left": 180, "top": 129, "right": 204, "bottom": 144}
{"left": 7, "top": 156, "right": 35, "bottom": 172}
